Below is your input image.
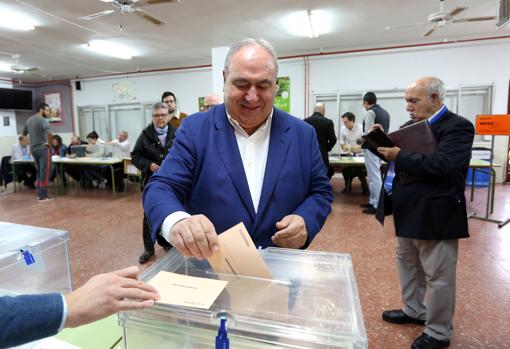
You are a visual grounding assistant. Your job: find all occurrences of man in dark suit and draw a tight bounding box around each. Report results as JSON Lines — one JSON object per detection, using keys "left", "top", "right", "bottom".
{"left": 375, "top": 77, "right": 474, "bottom": 349}
{"left": 304, "top": 103, "right": 337, "bottom": 178}
{"left": 143, "top": 39, "right": 333, "bottom": 259}
{"left": 0, "top": 266, "right": 159, "bottom": 348}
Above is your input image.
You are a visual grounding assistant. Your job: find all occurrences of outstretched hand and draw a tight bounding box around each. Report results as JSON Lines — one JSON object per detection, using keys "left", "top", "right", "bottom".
{"left": 64, "top": 266, "right": 160, "bottom": 328}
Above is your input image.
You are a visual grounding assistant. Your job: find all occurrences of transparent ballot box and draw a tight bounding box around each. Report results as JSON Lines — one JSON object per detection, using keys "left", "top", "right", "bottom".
{"left": 0, "top": 221, "right": 71, "bottom": 295}
{"left": 119, "top": 248, "right": 367, "bottom": 349}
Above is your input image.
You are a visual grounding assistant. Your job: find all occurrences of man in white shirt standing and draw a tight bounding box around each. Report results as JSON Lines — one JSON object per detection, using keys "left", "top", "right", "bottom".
{"left": 10, "top": 135, "right": 36, "bottom": 189}
{"left": 143, "top": 38, "right": 333, "bottom": 259}
{"left": 110, "top": 130, "right": 131, "bottom": 158}
{"left": 361, "top": 92, "right": 390, "bottom": 214}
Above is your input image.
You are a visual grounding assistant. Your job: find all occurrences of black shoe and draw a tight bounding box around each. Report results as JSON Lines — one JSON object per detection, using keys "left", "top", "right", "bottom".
{"left": 412, "top": 333, "right": 450, "bottom": 349}
{"left": 362, "top": 207, "right": 377, "bottom": 214}
{"left": 24, "top": 182, "right": 36, "bottom": 189}
{"left": 163, "top": 245, "right": 172, "bottom": 252}
{"left": 138, "top": 250, "right": 154, "bottom": 264}
{"left": 360, "top": 203, "right": 372, "bottom": 209}
{"left": 382, "top": 309, "right": 426, "bottom": 325}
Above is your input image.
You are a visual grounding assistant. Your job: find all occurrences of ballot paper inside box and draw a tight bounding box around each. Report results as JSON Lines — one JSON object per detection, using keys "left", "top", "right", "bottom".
{"left": 119, "top": 247, "right": 367, "bottom": 349}
{"left": 0, "top": 222, "right": 71, "bottom": 295}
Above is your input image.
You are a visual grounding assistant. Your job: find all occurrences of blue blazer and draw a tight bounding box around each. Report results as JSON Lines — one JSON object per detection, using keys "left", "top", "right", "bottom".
{"left": 0, "top": 293, "right": 63, "bottom": 348}
{"left": 143, "top": 105, "right": 333, "bottom": 248}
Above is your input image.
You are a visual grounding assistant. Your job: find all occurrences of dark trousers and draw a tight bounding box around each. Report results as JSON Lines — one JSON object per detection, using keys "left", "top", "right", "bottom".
{"left": 342, "top": 167, "right": 368, "bottom": 193}
{"left": 31, "top": 145, "right": 51, "bottom": 199}
{"left": 142, "top": 213, "right": 172, "bottom": 254}
{"left": 14, "top": 163, "right": 37, "bottom": 186}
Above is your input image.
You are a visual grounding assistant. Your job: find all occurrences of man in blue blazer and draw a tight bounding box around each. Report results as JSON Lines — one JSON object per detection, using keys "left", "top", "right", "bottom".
{"left": 143, "top": 39, "right": 333, "bottom": 259}
{"left": 0, "top": 266, "right": 159, "bottom": 348}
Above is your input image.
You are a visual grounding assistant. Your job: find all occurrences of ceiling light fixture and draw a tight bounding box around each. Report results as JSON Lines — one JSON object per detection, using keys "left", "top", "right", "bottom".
{"left": 307, "top": 10, "right": 317, "bottom": 38}
{"left": 284, "top": 10, "right": 332, "bottom": 39}
{"left": 0, "top": 7, "right": 37, "bottom": 31}
{"left": 84, "top": 40, "right": 137, "bottom": 60}
{"left": 0, "top": 62, "right": 12, "bottom": 72}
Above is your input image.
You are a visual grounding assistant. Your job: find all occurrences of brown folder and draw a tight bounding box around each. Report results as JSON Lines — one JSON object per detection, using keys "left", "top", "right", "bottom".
{"left": 362, "top": 121, "right": 437, "bottom": 184}
{"left": 388, "top": 120, "right": 437, "bottom": 184}
{"left": 388, "top": 120, "right": 437, "bottom": 155}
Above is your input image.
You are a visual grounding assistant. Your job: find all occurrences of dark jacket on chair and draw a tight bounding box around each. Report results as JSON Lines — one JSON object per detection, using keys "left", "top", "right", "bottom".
{"left": 376, "top": 110, "right": 474, "bottom": 240}
{"left": 131, "top": 123, "right": 176, "bottom": 188}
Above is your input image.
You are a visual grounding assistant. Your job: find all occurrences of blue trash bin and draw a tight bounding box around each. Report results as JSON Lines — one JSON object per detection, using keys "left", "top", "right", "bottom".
{"left": 466, "top": 166, "right": 490, "bottom": 187}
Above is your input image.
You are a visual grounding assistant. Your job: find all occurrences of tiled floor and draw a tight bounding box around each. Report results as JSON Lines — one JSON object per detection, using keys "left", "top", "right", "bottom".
{"left": 1, "top": 178, "right": 509, "bottom": 348}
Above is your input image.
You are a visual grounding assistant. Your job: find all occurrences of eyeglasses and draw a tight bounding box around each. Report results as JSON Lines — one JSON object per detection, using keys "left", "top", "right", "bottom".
{"left": 152, "top": 114, "right": 169, "bottom": 119}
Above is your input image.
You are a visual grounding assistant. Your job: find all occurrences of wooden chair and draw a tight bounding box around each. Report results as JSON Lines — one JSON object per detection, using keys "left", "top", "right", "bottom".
{"left": 123, "top": 158, "right": 141, "bottom": 192}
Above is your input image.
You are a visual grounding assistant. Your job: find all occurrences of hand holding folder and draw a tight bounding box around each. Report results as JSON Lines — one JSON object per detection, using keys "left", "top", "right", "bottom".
{"left": 362, "top": 120, "right": 437, "bottom": 183}
{"left": 363, "top": 120, "right": 437, "bottom": 159}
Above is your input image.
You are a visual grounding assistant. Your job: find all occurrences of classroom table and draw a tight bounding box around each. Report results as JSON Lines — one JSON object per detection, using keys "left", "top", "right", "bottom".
{"left": 53, "top": 157, "right": 123, "bottom": 196}
{"left": 467, "top": 159, "right": 501, "bottom": 214}
{"left": 328, "top": 155, "right": 499, "bottom": 209}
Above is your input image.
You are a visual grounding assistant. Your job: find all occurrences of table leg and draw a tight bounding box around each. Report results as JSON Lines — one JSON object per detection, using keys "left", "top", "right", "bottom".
{"left": 110, "top": 165, "right": 116, "bottom": 196}
{"left": 12, "top": 163, "right": 18, "bottom": 192}
{"left": 490, "top": 169, "right": 496, "bottom": 214}
{"left": 470, "top": 167, "right": 475, "bottom": 202}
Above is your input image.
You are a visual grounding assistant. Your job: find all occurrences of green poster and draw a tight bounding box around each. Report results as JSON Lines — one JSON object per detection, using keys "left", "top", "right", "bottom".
{"left": 274, "top": 76, "right": 290, "bottom": 112}
{"left": 198, "top": 96, "right": 205, "bottom": 111}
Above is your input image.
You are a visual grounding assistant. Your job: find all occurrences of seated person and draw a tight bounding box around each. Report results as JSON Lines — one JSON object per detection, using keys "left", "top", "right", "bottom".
{"left": 66, "top": 135, "right": 88, "bottom": 155}
{"left": 85, "top": 131, "right": 105, "bottom": 158}
{"left": 50, "top": 134, "right": 68, "bottom": 157}
{"left": 10, "top": 135, "right": 36, "bottom": 189}
{"left": 340, "top": 112, "right": 368, "bottom": 194}
{"left": 84, "top": 131, "right": 107, "bottom": 188}
{"left": 109, "top": 131, "right": 130, "bottom": 158}
{"left": 50, "top": 135, "right": 68, "bottom": 183}
{"left": 64, "top": 136, "right": 88, "bottom": 183}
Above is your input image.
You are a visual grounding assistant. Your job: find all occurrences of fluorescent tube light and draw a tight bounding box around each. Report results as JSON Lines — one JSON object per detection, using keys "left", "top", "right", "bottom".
{"left": 0, "top": 8, "right": 37, "bottom": 31}
{"left": 84, "top": 40, "right": 137, "bottom": 60}
{"left": 284, "top": 10, "right": 332, "bottom": 38}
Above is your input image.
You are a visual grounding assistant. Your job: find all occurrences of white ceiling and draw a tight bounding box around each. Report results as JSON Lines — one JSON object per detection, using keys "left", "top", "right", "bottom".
{"left": 0, "top": 0, "right": 508, "bottom": 82}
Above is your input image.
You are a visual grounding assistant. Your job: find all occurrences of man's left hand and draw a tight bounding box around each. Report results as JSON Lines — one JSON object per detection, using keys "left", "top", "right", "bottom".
{"left": 378, "top": 146, "right": 401, "bottom": 161}
{"left": 272, "top": 215, "right": 308, "bottom": 249}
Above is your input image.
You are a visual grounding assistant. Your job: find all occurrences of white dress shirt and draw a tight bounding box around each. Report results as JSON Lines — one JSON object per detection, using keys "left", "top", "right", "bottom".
{"left": 10, "top": 143, "right": 31, "bottom": 161}
{"left": 160, "top": 110, "right": 273, "bottom": 241}
{"left": 110, "top": 139, "right": 131, "bottom": 158}
{"left": 340, "top": 123, "right": 363, "bottom": 146}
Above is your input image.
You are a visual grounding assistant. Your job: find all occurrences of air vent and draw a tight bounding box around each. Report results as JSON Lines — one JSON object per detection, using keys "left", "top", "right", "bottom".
{"left": 497, "top": 0, "right": 510, "bottom": 27}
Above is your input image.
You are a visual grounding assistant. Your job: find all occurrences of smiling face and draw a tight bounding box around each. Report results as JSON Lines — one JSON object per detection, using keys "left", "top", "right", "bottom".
{"left": 405, "top": 79, "right": 442, "bottom": 122}
{"left": 223, "top": 44, "right": 277, "bottom": 135}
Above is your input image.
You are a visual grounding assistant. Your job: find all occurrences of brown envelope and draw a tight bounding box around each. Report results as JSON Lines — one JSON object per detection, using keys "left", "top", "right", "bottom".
{"left": 207, "top": 222, "right": 272, "bottom": 279}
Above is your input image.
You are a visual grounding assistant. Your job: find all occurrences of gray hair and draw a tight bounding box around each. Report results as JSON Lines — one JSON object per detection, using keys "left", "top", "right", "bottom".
{"left": 152, "top": 102, "right": 169, "bottom": 114}
{"left": 224, "top": 38, "right": 279, "bottom": 76}
{"left": 426, "top": 77, "right": 445, "bottom": 103}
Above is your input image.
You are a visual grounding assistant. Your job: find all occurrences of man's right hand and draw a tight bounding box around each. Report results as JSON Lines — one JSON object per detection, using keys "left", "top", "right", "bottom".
{"left": 369, "top": 123, "right": 384, "bottom": 133}
{"left": 169, "top": 215, "right": 219, "bottom": 259}
{"left": 149, "top": 163, "right": 160, "bottom": 173}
